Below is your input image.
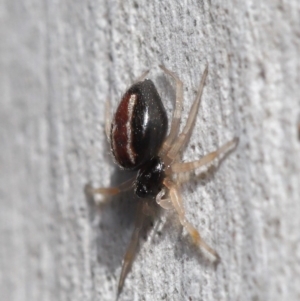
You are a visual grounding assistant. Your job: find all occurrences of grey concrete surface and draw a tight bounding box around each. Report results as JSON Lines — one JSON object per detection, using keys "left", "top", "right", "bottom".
{"left": 1, "top": 1, "right": 300, "bottom": 301}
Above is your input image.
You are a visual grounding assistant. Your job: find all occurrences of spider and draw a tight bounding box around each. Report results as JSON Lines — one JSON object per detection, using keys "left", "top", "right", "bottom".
{"left": 86, "top": 65, "right": 238, "bottom": 297}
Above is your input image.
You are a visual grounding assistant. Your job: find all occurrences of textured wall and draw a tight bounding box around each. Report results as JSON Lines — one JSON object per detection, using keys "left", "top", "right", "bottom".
{"left": 1, "top": 1, "right": 300, "bottom": 301}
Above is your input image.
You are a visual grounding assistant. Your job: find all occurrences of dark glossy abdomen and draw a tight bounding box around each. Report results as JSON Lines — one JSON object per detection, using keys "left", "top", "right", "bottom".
{"left": 111, "top": 79, "right": 168, "bottom": 170}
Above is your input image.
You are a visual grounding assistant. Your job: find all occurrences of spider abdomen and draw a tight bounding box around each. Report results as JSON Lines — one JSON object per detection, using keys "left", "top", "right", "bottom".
{"left": 111, "top": 79, "right": 168, "bottom": 170}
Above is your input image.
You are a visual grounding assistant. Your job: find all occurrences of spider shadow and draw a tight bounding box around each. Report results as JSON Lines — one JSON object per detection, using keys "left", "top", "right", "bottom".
{"left": 84, "top": 166, "right": 162, "bottom": 277}
{"left": 84, "top": 168, "right": 136, "bottom": 275}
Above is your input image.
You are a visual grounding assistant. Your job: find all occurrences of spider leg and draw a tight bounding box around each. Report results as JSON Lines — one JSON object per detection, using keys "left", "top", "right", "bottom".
{"left": 156, "top": 188, "right": 174, "bottom": 210}
{"left": 133, "top": 69, "right": 150, "bottom": 84}
{"left": 117, "top": 201, "right": 146, "bottom": 298}
{"left": 163, "top": 179, "right": 219, "bottom": 259}
{"left": 166, "top": 65, "right": 208, "bottom": 161}
{"left": 159, "top": 65, "right": 184, "bottom": 154}
{"left": 85, "top": 177, "right": 135, "bottom": 199}
{"left": 171, "top": 138, "right": 238, "bottom": 173}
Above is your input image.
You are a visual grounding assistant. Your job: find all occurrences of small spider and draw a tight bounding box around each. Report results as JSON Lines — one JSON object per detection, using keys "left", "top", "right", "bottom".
{"left": 87, "top": 65, "right": 238, "bottom": 297}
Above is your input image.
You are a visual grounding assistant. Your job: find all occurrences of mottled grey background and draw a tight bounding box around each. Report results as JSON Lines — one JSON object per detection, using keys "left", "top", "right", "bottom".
{"left": 1, "top": 1, "right": 300, "bottom": 301}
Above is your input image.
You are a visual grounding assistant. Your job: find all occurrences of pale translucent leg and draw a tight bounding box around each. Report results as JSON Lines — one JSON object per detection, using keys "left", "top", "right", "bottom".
{"left": 171, "top": 138, "right": 239, "bottom": 173}
{"left": 117, "top": 201, "right": 146, "bottom": 298}
{"left": 163, "top": 179, "right": 219, "bottom": 259}
{"left": 133, "top": 69, "right": 150, "bottom": 84}
{"left": 85, "top": 177, "right": 135, "bottom": 198}
{"left": 159, "top": 65, "right": 184, "bottom": 154}
{"left": 167, "top": 65, "right": 208, "bottom": 161}
{"left": 156, "top": 189, "right": 174, "bottom": 210}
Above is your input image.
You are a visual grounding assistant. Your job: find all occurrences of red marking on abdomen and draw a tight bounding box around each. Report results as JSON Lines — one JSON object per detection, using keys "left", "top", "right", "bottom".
{"left": 111, "top": 93, "right": 136, "bottom": 168}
